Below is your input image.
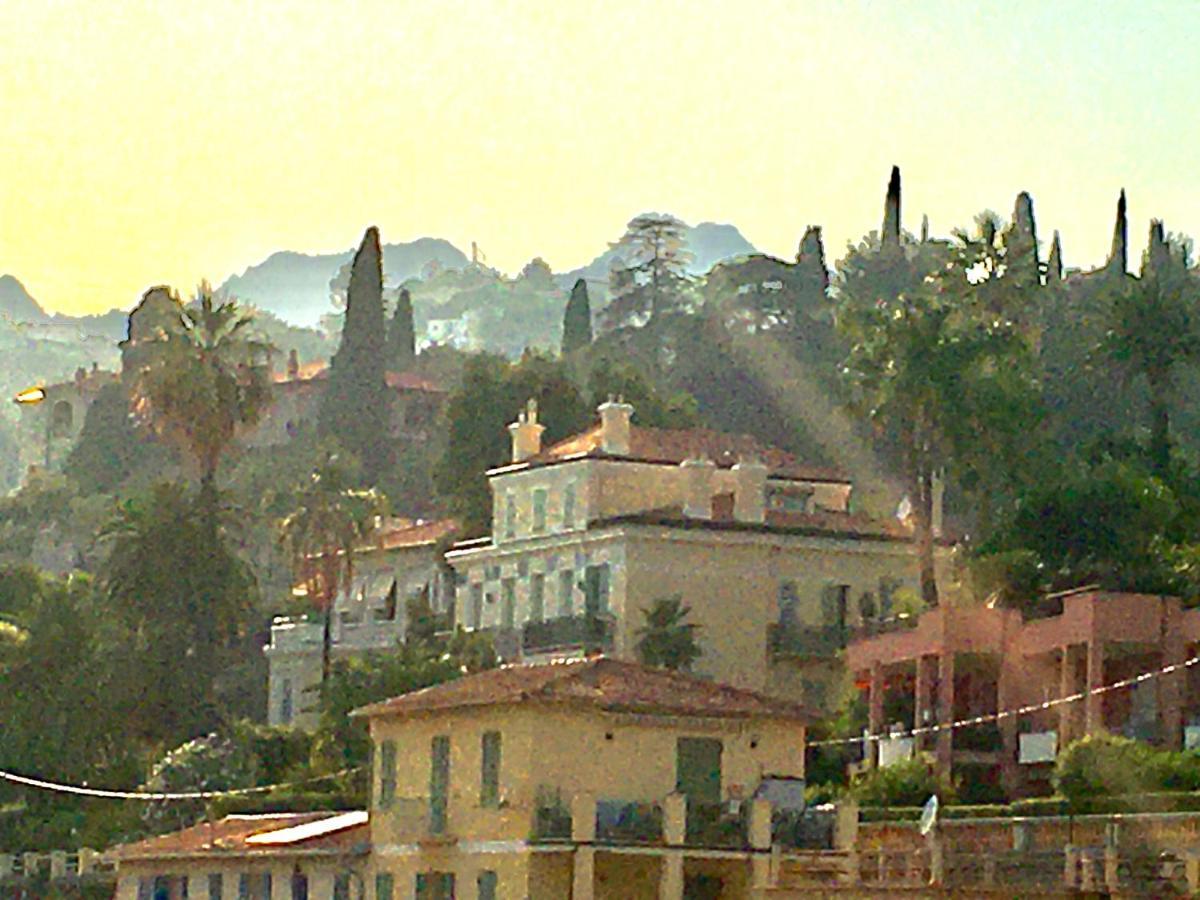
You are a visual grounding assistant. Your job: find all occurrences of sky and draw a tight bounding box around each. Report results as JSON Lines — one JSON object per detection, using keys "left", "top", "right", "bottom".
{"left": 0, "top": 0, "right": 1196, "bottom": 315}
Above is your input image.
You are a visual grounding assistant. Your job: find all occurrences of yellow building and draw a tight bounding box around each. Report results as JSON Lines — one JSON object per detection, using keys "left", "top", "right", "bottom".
{"left": 357, "top": 655, "right": 816, "bottom": 899}
{"left": 447, "top": 399, "right": 926, "bottom": 710}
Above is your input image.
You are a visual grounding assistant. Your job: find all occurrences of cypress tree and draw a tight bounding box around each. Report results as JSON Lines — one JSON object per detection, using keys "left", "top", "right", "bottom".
{"left": 1005, "top": 191, "right": 1041, "bottom": 289}
{"left": 561, "top": 279, "right": 593, "bottom": 355}
{"left": 882, "top": 165, "right": 901, "bottom": 246}
{"left": 1107, "top": 189, "right": 1128, "bottom": 276}
{"left": 1047, "top": 231, "right": 1063, "bottom": 284}
{"left": 795, "top": 225, "right": 829, "bottom": 304}
{"left": 318, "top": 226, "right": 390, "bottom": 483}
{"left": 386, "top": 287, "right": 416, "bottom": 372}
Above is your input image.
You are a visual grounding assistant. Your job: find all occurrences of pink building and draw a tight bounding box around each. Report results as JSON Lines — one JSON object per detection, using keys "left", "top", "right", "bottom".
{"left": 845, "top": 590, "right": 1200, "bottom": 797}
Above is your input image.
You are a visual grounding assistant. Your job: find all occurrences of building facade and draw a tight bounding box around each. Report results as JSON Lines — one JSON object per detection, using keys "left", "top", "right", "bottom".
{"left": 446, "top": 399, "right": 928, "bottom": 711}
{"left": 357, "top": 656, "right": 817, "bottom": 899}
{"left": 265, "top": 518, "right": 458, "bottom": 729}
{"left": 845, "top": 589, "right": 1200, "bottom": 798}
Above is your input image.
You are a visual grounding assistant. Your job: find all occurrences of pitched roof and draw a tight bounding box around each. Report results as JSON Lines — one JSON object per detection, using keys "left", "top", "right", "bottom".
{"left": 539, "top": 424, "right": 846, "bottom": 483}
{"left": 353, "top": 656, "right": 817, "bottom": 722}
{"left": 372, "top": 518, "right": 458, "bottom": 551}
{"left": 273, "top": 363, "right": 443, "bottom": 393}
{"left": 113, "top": 811, "right": 368, "bottom": 860}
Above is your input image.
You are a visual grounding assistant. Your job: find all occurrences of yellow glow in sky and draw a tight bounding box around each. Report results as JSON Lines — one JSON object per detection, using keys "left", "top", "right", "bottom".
{"left": 1, "top": 0, "right": 1196, "bottom": 314}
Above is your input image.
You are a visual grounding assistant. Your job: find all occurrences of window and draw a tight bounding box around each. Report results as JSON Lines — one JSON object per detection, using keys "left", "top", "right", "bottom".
{"left": 821, "top": 584, "right": 849, "bottom": 637}
{"left": 480, "top": 731, "right": 501, "bottom": 806}
{"left": 501, "top": 579, "right": 516, "bottom": 629}
{"left": 208, "top": 874, "right": 222, "bottom": 900}
{"left": 379, "top": 739, "right": 397, "bottom": 807}
{"left": 333, "top": 874, "right": 350, "bottom": 900}
{"left": 562, "top": 483, "right": 576, "bottom": 528}
{"left": 238, "top": 873, "right": 271, "bottom": 900}
{"left": 532, "top": 488, "right": 548, "bottom": 532}
{"left": 280, "top": 677, "right": 293, "bottom": 725}
{"left": 415, "top": 872, "right": 455, "bottom": 900}
{"left": 558, "top": 569, "right": 574, "bottom": 616}
{"left": 529, "top": 574, "right": 545, "bottom": 622}
{"left": 291, "top": 872, "right": 308, "bottom": 900}
{"left": 430, "top": 735, "right": 450, "bottom": 835}
{"left": 584, "top": 564, "right": 610, "bottom": 615}
{"left": 469, "top": 584, "right": 483, "bottom": 629}
{"left": 477, "top": 871, "right": 498, "bottom": 900}
{"left": 777, "top": 581, "right": 798, "bottom": 626}
{"left": 504, "top": 494, "right": 516, "bottom": 539}
{"left": 375, "top": 873, "right": 394, "bottom": 900}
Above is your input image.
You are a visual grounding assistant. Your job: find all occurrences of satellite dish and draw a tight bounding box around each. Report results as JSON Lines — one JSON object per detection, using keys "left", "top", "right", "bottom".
{"left": 919, "top": 794, "right": 939, "bottom": 836}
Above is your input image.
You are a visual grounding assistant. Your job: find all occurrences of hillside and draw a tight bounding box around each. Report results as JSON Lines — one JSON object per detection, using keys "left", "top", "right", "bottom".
{"left": 0, "top": 274, "right": 49, "bottom": 323}
{"left": 219, "top": 238, "right": 470, "bottom": 327}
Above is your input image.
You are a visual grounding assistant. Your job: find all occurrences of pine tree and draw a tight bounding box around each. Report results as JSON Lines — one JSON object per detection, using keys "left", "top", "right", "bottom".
{"left": 318, "top": 227, "right": 390, "bottom": 483}
{"left": 561, "top": 279, "right": 593, "bottom": 354}
{"left": 386, "top": 287, "right": 416, "bottom": 372}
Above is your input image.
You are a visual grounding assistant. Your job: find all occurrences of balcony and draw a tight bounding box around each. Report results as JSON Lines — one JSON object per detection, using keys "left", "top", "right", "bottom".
{"left": 685, "top": 801, "right": 747, "bottom": 849}
{"left": 595, "top": 800, "right": 663, "bottom": 845}
{"left": 522, "top": 615, "right": 615, "bottom": 655}
{"left": 768, "top": 624, "right": 844, "bottom": 660}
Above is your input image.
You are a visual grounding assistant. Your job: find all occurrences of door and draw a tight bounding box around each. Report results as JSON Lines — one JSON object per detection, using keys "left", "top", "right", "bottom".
{"left": 430, "top": 734, "right": 450, "bottom": 834}
{"left": 676, "top": 737, "right": 722, "bottom": 805}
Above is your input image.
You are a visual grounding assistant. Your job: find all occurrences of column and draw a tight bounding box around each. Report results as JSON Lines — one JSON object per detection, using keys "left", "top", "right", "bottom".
{"left": 936, "top": 653, "right": 955, "bottom": 777}
{"left": 308, "top": 871, "right": 335, "bottom": 900}
{"left": 914, "top": 655, "right": 932, "bottom": 752}
{"left": 572, "top": 848, "right": 596, "bottom": 900}
{"left": 187, "top": 872, "right": 210, "bottom": 900}
{"left": 658, "top": 853, "right": 684, "bottom": 900}
{"left": 749, "top": 798, "right": 773, "bottom": 890}
{"left": 48, "top": 851, "right": 67, "bottom": 880}
{"left": 114, "top": 874, "right": 139, "bottom": 900}
{"left": 1086, "top": 641, "right": 1105, "bottom": 736}
{"left": 1058, "top": 645, "right": 1076, "bottom": 747}
{"left": 223, "top": 871, "right": 243, "bottom": 900}
{"left": 271, "top": 866, "right": 292, "bottom": 900}
{"left": 1160, "top": 603, "right": 1185, "bottom": 749}
{"left": 997, "top": 655, "right": 1019, "bottom": 796}
{"left": 663, "top": 793, "right": 686, "bottom": 847}
{"left": 867, "top": 662, "right": 884, "bottom": 769}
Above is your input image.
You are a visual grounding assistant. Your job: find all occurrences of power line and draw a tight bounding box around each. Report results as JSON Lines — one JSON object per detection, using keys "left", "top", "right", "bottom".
{"left": 809, "top": 652, "right": 1200, "bottom": 748}
{"left": 0, "top": 766, "right": 361, "bottom": 802}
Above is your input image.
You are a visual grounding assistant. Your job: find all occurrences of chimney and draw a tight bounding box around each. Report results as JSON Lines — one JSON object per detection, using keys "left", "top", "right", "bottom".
{"left": 681, "top": 456, "right": 716, "bottom": 520}
{"left": 731, "top": 457, "right": 769, "bottom": 524}
{"left": 286, "top": 349, "right": 300, "bottom": 380}
{"left": 507, "top": 397, "right": 545, "bottom": 463}
{"left": 597, "top": 395, "right": 633, "bottom": 456}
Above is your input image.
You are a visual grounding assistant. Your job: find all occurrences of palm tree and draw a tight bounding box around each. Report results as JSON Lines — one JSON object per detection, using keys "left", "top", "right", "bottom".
{"left": 635, "top": 596, "right": 702, "bottom": 671}
{"left": 129, "top": 282, "right": 273, "bottom": 508}
{"left": 279, "top": 456, "right": 387, "bottom": 688}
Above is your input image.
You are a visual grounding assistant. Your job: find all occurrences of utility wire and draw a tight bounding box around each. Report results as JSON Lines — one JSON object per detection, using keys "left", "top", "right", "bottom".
{"left": 809, "top": 652, "right": 1200, "bottom": 748}
{"left": 0, "top": 766, "right": 362, "bottom": 802}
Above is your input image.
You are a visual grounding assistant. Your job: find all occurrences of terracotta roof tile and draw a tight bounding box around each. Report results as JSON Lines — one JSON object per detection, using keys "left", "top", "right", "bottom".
{"left": 541, "top": 424, "right": 846, "bottom": 483}
{"left": 372, "top": 518, "right": 459, "bottom": 551}
{"left": 353, "top": 656, "right": 817, "bottom": 722}
{"left": 273, "top": 363, "right": 443, "bottom": 393}
{"left": 113, "top": 812, "right": 368, "bottom": 859}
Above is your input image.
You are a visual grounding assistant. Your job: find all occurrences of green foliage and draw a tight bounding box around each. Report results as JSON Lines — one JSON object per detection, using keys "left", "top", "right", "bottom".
{"left": 63, "top": 382, "right": 175, "bottom": 494}
{"left": 100, "top": 482, "right": 258, "bottom": 744}
{"left": 318, "top": 227, "right": 391, "bottom": 484}
{"left": 849, "top": 756, "right": 955, "bottom": 808}
{"left": 1055, "top": 733, "right": 1172, "bottom": 810}
{"left": 584, "top": 356, "right": 698, "bottom": 429}
{"left": 128, "top": 283, "right": 273, "bottom": 488}
{"left": 434, "top": 352, "right": 589, "bottom": 535}
{"left": 386, "top": 287, "right": 416, "bottom": 372}
{"left": 634, "top": 596, "right": 702, "bottom": 671}
{"left": 140, "top": 733, "right": 259, "bottom": 834}
{"left": 562, "top": 278, "right": 593, "bottom": 355}
{"left": 603, "top": 213, "right": 695, "bottom": 329}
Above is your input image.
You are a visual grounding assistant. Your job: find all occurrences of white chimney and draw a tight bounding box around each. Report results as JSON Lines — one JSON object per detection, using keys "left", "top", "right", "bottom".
{"left": 731, "top": 457, "right": 769, "bottom": 523}
{"left": 597, "top": 396, "right": 633, "bottom": 456}
{"left": 508, "top": 398, "right": 545, "bottom": 463}
{"left": 681, "top": 456, "right": 716, "bottom": 519}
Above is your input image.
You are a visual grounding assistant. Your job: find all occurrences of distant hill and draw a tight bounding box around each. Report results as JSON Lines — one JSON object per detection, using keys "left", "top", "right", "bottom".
{"left": 557, "top": 220, "right": 759, "bottom": 292}
{"left": 219, "top": 238, "right": 470, "bottom": 327}
{"left": 0, "top": 275, "right": 49, "bottom": 324}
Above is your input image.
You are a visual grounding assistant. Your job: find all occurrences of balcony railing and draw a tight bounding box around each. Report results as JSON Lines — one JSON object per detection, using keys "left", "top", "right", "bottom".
{"left": 955, "top": 721, "right": 1003, "bottom": 753}
{"left": 685, "top": 801, "right": 747, "bottom": 849}
{"left": 849, "top": 614, "right": 920, "bottom": 640}
{"left": 522, "top": 615, "right": 615, "bottom": 654}
{"left": 531, "top": 801, "right": 572, "bottom": 842}
{"left": 768, "top": 623, "right": 844, "bottom": 659}
{"left": 595, "top": 800, "right": 663, "bottom": 844}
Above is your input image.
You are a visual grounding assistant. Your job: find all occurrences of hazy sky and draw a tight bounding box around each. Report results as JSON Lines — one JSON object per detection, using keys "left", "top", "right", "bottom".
{"left": 1, "top": 0, "right": 1196, "bottom": 315}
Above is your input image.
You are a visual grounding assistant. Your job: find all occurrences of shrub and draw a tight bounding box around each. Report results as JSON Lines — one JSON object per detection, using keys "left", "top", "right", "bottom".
{"left": 1055, "top": 733, "right": 1170, "bottom": 810}
{"left": 849, "top": 756, "right": 955, "bottom": 808}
